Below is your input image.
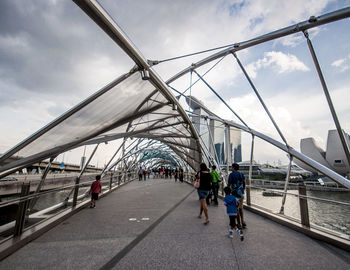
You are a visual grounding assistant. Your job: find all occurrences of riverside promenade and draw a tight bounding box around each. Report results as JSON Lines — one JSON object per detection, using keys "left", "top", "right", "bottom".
{"left": 0, "top": 178, "right": 349, "bottom": 270}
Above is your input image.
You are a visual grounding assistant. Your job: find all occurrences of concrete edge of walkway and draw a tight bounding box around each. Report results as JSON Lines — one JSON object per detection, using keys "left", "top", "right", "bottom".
{"left": 0, "top": 179, "right": 134, "bottom": 261}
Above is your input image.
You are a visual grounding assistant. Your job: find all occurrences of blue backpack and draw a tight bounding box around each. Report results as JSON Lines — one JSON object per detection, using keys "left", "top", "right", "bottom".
{"left": 233, "top": 172, "right": 244, "bottom": 197}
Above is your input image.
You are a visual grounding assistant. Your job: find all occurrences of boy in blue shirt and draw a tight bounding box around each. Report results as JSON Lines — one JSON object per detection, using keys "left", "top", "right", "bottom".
{"left": 224, "top": 186, "right": 244, "bottom": 241}
{"left": 228, "top": 163, "right": 246, "bottom": 228}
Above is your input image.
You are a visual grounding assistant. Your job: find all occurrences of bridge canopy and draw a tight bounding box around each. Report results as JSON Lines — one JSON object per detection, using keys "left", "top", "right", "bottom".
{"left": 0, "top": 69, "right": 202, "bottom": 175}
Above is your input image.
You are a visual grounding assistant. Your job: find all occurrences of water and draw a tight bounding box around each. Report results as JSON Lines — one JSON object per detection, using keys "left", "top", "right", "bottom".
{"left": 250, "top": 189, "right": 350, "bottom": 236}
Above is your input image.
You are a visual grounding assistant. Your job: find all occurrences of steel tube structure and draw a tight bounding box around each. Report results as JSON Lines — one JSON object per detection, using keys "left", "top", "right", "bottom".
{"left": 72, "top": 143, "right": 100, "bottom": 207}
{"left": 247, "top": 135, "right": 255, "bottom": 206}
{"left": 192, "top": 69, "right": 249, "bottom": 128}
{"left": 206, "top": 119, "right": 222, "bottom": 170}
{"left": 166, "top": 7, "right": 350, "bottom": 85}
{"left": 28, "top": 156, "right": 56, "bottom": 213}
{"left": 194, "top": 113, "right": 350, "bottom": 189}
{"left": 303, "top": 30, "right": 350, "bottom": 168}
{"left": 232, "top": 52, "right": 289, "bottom": 146}
{"left": 279, "top": 156, "right": 293, "bottom": 214}
{"left": 101, "top": 140, "right": 126, "bottom": 177}
{"left": 0, "top": 70, "right": 135, "bottom": 165}
{"left": 0, "top": 102, "right": 167, "bottom": 174}
{"left": 73, "top": 0, "right": 202, "bottom": 165}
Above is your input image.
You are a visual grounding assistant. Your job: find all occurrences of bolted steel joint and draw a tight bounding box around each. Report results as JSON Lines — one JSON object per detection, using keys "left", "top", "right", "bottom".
{"left": 308, "top": 16, "right": 317, "bottom": 23}
{"left": 141, "top": 69, "right": 150, "bottom": 80}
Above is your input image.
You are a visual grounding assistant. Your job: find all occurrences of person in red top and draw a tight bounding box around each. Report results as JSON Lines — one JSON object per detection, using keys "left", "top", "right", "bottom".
{"left": 90, "top": 175, "right": 102, "bottom": 208}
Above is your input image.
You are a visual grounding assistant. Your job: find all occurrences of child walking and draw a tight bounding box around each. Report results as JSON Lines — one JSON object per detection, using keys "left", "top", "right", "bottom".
{"left": 90, "top": 175, "right": 102, "bottom": 208}
{"left": 224, "top": 186, "right": 244, "bottom": 241}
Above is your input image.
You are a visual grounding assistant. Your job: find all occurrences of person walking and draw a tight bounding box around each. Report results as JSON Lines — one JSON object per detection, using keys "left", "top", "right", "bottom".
{"left": 138, "top": 167, "right": 143, "bottom": 181}
{"left": 89, "top": 175, "right": 102, "bottom": 208}
{"left": 224, "top": 186, "right": 244, "bottom": 241}
{"left": 179, "top": 168, "right": 184, "bottom": 183}
{"left": 196, "top": 163, "right": 212, "bottom": 225}
{"left": 228, "top": 163, "right": 246, "bottom": 228}
{"left": 143, "top": 169, "right": 147, "bottom": 181}
{"left": 147, "top": 168, "right": 151, "bottom": 179}
{"left": 210, "top": 165, "right": 221, "bottom": 205}
{"left": 174, "top": 168, "right": 179, "bottom": 182}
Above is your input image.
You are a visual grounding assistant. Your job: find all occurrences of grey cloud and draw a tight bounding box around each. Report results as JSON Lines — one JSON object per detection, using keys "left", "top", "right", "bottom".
{"left": 0, "top": 0, "right": 130, "bottom": 106}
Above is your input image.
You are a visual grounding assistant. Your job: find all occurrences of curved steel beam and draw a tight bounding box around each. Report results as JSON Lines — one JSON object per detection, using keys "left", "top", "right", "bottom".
{"left": 74, "top": 0, "right": 202, "bottom": 166}
{"left": 196, "top": 113, "right": 350, "bottom": 189}
{"left": 0, "top": 69, "right": 136, "bottom": 165}
{"left": 166, "top": 7, "right": 350, "bottom": 84}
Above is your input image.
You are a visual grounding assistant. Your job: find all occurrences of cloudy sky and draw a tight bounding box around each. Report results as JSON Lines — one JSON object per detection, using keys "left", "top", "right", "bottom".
{"left": 1, "top": 0, "right": 350, "bottom": 167}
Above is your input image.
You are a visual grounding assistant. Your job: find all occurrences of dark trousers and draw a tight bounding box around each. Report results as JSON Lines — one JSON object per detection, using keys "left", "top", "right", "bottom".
{"left": 212, "top": 183, "right": 219, "bottom": 204}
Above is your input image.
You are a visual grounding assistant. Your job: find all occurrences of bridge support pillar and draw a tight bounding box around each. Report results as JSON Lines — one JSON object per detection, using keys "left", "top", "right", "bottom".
{"left": 14, "top": 183, "right": 30, "bottom": 236}
{"left": 109, "top": 173, "right": 113, "bottom": 189}
{"left": 298, "top": 184, "right": 310, "bottom": 228}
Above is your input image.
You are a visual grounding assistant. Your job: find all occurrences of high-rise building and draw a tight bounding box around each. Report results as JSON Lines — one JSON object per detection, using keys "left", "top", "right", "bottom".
{"left": 186, "top": 96, "right": 242, "bottom": 168}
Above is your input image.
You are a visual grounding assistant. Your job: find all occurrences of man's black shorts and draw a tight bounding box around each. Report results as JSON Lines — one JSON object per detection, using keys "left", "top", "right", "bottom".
{"left": 91, "top": 193, "right": 99, "bottom": 200}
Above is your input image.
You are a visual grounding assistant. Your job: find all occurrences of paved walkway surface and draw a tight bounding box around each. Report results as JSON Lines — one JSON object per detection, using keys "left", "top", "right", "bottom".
{"left": 0, "top": 178, "right": 349, "bottom": 270}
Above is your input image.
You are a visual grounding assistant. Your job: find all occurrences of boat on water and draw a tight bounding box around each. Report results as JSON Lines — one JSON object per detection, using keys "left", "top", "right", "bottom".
{"left": 262, "top": 190, "right": 283, "bottom": 197}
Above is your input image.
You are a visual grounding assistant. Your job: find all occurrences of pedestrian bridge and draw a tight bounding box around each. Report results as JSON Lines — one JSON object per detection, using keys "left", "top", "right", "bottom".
{"left": 1, "top": 1, "right": 350, "bottom": 268}
{"left": 1, "top": 177, "right": 349, "bottom": 270}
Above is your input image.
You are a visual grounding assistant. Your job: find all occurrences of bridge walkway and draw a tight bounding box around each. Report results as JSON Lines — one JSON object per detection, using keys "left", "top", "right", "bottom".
{"left": 0, "top": 178, "right": 349, "bottom": 269}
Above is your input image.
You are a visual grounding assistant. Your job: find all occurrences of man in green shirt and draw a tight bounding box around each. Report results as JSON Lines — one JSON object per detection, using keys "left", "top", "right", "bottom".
{"left": 210, "top": 165, "right": 221, "bottom": 205}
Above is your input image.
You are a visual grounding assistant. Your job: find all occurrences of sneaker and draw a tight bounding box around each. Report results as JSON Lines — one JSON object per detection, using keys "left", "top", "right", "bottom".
{"left": 239, "top": 230, "right": 244, "bottom": 241}
{"left": 228, "top": 233, "right": 233, "bottom": 239}
{"left": 242, "top": 222, "right": 247, "bottom": 228}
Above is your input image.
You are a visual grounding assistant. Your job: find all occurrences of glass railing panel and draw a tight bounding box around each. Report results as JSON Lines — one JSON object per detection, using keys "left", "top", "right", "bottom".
{"left": 0, "top": 171, "right": 136, "bottom": 240}
{"left": 306, "top": 189, "right": 350, "bottom": 238}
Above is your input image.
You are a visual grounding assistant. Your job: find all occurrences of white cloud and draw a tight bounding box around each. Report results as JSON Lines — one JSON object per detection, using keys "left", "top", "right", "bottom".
{"left": 206, "top": 81, "right": 350, "bottom": 164}
{"left": 246, "top": 51, "right": 309, "bottom": 78}
{"left": 332, "top": 58, "right": 346, "bottom": 67}
{"left": 332, "top": 57, "right": 350, "bottom": 72}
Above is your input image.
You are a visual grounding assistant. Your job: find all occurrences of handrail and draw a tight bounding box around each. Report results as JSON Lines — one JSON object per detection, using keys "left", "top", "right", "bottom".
{"left": 0, "top": 173, "right": 126, "bottom": 209}
{"left": 249, "top": 184, "right": 350, "bottom": 207}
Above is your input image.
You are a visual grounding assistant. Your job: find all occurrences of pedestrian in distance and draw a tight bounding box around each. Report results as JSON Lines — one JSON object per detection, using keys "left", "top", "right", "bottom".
{"left": 143, "top": 169, "right": 147, "bottom": 181}
{"left": 90, "top": 175, "right": 102, "bottom": 208}
{"left": 138, "top": 167, "right": 143, "bottom": 181}
{"left": 228, "top": 163, "right": 247, "bottom": 228}
{"left": 174, "top": 168, "right": 179, "bottom": 182}
{"left": 224, "top": 186, "right": 244, "bottom": 241}
{"left": 197, "top": 163, "right": 212, "bottom": 225}
{"left": 179, "top": 168, "right": 184, "bottom": 183}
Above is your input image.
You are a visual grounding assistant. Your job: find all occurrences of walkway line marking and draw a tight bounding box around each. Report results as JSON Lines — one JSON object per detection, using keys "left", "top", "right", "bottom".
{"left": 99, "top": 188, "right": 195, "bottom": 270}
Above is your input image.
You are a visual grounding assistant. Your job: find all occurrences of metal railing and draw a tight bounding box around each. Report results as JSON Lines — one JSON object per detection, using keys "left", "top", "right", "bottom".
{"left": 183, "top": 172, "right": 349, "bottom": 242}
{"left": 246, "top": 181, "right": 350, "bottom": 237}
{"left": 0, "top": 171, "right": 136, "bottom": 240}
